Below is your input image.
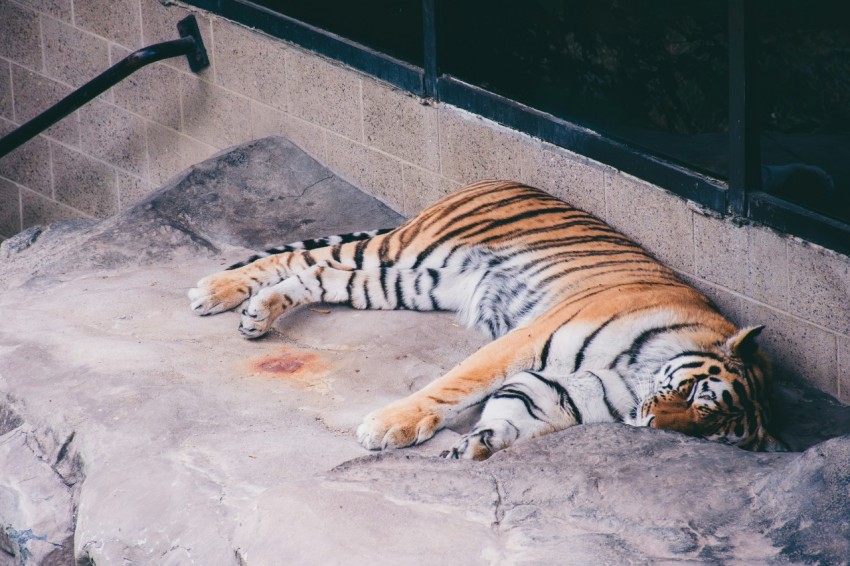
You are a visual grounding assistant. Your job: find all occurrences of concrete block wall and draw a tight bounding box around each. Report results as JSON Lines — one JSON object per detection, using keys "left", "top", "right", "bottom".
{"left": 0, "top": 0, "right": 848, "bottom": 402}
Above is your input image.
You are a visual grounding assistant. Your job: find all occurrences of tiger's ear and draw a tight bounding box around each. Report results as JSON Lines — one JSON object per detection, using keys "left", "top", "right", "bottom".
{"left": 725, "top": 325, "right": 765, "bottom": 359}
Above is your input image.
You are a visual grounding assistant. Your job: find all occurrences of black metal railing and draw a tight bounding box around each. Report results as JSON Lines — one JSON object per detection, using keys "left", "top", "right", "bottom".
{"left": 0, "top": 15, "right": 209, "bottom": 159}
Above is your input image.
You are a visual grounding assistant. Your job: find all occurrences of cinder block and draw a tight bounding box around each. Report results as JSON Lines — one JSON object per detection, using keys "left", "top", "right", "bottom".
{"left": 140, "top": 0, "right": 187, "bottom": 43}
{"left": 11, "top": 63, "right": 79, "bottom": 145}
{"left": 325, "top": 133, "right": 403, "bottom": 212}
{"left": 213, "top": 20, "right": 287, "bottom": 111}
{"left": 518, "top": 143, "right": 605, "bottom": 216}
{"left": 740, "top": 298, "right": 838, "bottom": 396}
{"left": 0, "top": 117, "right": 52, "bottom": 195}
{"left": 249, "top": 101, "right": 286, "bottom": 139}
{"left": 693, "top": 212, "right": 748, "bottom": 293}
{"left": 362, "top": 80, "right": 439, "bottom": 172}
{"left": 279, "top": 115, "right": 328, "bottom": 164}
{"left": 146, "top": 121, "right": 183, "bottom": 186}
{"left": 0, "top": 0, "right": 42, "bottom": 71}
{"left": 603, "top": 172, "right": 695, "bottom": 274}
{"left": 75, "top": 0, "right": 142, "bottom": 48}
{"left": 285, "top": 49, "right": 363, "bottom": 141}
{"left": 0, "top": 177, "right": 20, "bottom": 237}
{"left": 50, "top": 142, "right": 118, "bottom": 217}
{"left": 745, "top": 226, "right": 788, "bottom": 310}
{"left": 111, "top": 46, "right": 181, "bottom": 130}
{"left": 136, "top": 121, "right": 215, "bottom": 182}
{"left": 13, "top": 0, "right": 72, "bottom": 22}
{"left": 0, "top": 60, "right": 11, "bottom": 119}
{"left": 181, "top": 74, "right": 252, "bottom": 149}
{"left": 21, "top": 185, "right": 85, "bottom": 229}
{"left": 42, "top": 16, "right": 110, "bottom": 88}
{"left": 676, "top": 271, "right": 743, "bottom": 326}
{"left": 250, "top": 102, "right": 327, "bottom": 162}
{"left": 79, "top": 99, "right": 149, "bottom": 177}
{"left": 401, "top": 165, "right": 459, "bottom": 217}
{"left": 787, "top": 241, "right": 850, "bottom": 335}
{"left": 179, "top": 134, "right": 217, "bottom": 169}
{"left": 438, "top": 108, "right": 523, "bottom": 184}
{"left": 839, "top": 335, "right": 850, "bottom": 404}
{"left": 117, "top": 170, "right": 153, "bottom": 209}
{"left": 140, "top": 0, "right": 214, "bottom": 77}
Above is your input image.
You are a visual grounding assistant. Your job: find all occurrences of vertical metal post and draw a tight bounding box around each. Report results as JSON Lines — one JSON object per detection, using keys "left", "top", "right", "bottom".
{"left": 422, "top": 0, "right": 438, "bottom": 98}
{"left": 728, "top": 0, "right": 760, "bottom": 216}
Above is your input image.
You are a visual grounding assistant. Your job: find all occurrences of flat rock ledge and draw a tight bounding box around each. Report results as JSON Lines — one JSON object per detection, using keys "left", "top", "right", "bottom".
{"left": 1, "top": 136, "right": 848, "bottom": 565}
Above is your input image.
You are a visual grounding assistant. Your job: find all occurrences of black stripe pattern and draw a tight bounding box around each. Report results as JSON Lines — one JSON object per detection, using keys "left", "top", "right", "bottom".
{"left": 226, "top": 228, "right": 393, "bottom": 270}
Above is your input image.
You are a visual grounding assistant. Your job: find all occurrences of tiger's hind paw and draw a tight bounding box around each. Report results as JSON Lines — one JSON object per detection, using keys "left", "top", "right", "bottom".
{"left": 443, "top": 420, "right": 519, "bottom": 460}
{"left": 188, "top": 271, "right": 253, "bottom": 315}
{"left": 237, "top": 288, "right": 288, "bottom": 339}
{"left": 237, "top": 308, "right": 271, "bottom": 339}
{"left": 442, "top": 430, "right": 496, "bottom": 461}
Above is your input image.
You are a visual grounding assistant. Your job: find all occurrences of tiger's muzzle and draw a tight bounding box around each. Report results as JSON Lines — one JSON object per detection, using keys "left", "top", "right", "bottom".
{"left": 641, "top": 392, "right": 703, "bottom": 437}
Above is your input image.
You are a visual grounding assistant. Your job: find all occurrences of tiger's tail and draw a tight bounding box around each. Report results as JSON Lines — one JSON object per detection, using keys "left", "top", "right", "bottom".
{"left": 226, "top": 228, "right": 394, "bottom": 270}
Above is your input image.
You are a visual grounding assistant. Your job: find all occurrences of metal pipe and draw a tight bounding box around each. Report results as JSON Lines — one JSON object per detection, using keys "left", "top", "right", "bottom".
{"left": 0, "top": 15, "right": 208, "bottom": 158}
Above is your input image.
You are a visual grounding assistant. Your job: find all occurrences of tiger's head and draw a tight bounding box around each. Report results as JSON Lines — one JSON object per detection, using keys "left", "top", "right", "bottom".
{"left": 632, "top": 326, "right": 786, "bottom": 451}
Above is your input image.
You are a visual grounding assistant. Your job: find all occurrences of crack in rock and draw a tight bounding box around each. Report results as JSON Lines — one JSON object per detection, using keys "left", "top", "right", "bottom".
{"left": 490, "top": 475, "right": 505, "bottom": 532}
{"left": 0, "top": 421, "right": 80, "bottom": 565}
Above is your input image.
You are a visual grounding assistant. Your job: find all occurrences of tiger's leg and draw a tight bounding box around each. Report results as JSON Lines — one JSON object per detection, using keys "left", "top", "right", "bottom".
{"left": 237, "top": 265, "right": 470, "bottom": 338}
{"left": 444, "top": 370, "right": 630, "bottom": 460}
{"left": 356, "top": 326, "right": 548, "bottom": 450}
{"left": 444, "top": 371, "right": 577, "bottom": 460}
{"left": 189, "top": 232, "right": 394, "bottom": 315}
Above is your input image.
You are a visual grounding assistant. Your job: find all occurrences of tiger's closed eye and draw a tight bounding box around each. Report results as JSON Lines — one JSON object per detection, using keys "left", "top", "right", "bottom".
{"left": 694, "top": 380, "right": 717, "bottom": 401}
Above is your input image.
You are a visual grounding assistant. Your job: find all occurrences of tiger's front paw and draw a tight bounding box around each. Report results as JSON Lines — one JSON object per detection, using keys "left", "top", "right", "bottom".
{"left": 188, "top": 271, "right": 253, "bottom": 315}
{"left": 356, "top": 402, "right": 444, "bottom": 450}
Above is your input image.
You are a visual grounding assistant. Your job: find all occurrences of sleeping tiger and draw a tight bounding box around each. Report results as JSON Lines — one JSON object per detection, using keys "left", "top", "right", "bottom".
{"left": 188, "top": 180, "right": 785, "bottom": 458}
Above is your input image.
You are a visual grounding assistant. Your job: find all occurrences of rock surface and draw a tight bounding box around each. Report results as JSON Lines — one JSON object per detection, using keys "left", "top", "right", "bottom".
{"left": 1, "top": 136, "right": 849, "bottom": 565}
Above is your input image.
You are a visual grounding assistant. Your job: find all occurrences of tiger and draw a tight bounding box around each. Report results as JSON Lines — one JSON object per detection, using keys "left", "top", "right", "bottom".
{"left": 188, "top": 180, "right": 786, "bottom": 459}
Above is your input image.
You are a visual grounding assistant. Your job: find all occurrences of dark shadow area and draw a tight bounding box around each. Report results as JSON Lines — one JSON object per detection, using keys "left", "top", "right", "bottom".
{"left": 441, "top": 0, "right": 729, "bottom": 179}
{"left": 773, "top": 380, "right": 850, "bottom": 452}
{"left": 250, "top": 0, "right": 423, "bottom": 66}
{"left": 440, "top": 0, "right": 850, "bottom": 222}
{"left": 757, "top": 0, "right": 850, "bottom": 221}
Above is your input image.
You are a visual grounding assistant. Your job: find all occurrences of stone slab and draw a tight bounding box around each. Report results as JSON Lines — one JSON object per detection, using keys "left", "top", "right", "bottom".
{"left": 0, "top": 136, "right": 848, "bottom": 565}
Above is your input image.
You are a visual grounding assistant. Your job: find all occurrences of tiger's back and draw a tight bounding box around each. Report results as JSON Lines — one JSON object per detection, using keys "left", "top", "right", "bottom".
{"left": 367, "top": 181, "right": 727, "bottom": 340}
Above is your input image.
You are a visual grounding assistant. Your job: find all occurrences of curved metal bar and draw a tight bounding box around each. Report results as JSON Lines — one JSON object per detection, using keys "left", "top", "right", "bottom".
{"left": 0, "top": 15, "right": 209, "bottom": 158}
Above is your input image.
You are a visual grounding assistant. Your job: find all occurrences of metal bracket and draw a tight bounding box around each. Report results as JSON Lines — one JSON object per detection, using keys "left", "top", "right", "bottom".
{"left": 177, "top": 15, "right": 210, "bottom": 73}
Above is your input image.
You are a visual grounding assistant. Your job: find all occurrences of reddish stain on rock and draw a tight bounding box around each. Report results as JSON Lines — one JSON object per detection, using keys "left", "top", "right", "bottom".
{"left": 258, "top": 357, "right": 304, "bottom": 374}
{"left": 248, "top": 346, "right": 331, "bottom": 388}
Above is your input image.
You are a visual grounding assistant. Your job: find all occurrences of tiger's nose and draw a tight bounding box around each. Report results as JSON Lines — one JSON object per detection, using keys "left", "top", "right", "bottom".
{"left": 648, "top": 396, "right": 701, "bottom": 436}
